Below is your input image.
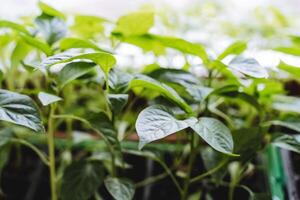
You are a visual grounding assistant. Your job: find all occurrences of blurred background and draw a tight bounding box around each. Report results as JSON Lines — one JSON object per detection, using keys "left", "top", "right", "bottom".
{"left": 1, "top": 0, "right": 300, "bottom": 73}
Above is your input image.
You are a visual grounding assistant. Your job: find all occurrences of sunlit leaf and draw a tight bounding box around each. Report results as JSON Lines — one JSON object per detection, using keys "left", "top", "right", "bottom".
{"left": 136, "top": 105, "right": 196, "bottom": 149}
{"left": 113, "top": 11, "right": 154, "bottom": 36}
{"left": 38, "top": 92, "right": 62, "bottom": 106}
{"left": 129, "top": 74, "right": 192, "bottom": 113}
{"left": 190, "top": 117, "right": 234, "bottom": 154}
{"left": 278, "top": 61, "right": 300, "bottom": 78}
{"left": 41, "top": 52, "right": 116, "bottom": 75}
{"left": 0, "top": 20, "right": 30, "bottom": 35}
{"left": 60, "top": 37, "right": 109, "bottom": 52}
{"left": 218, "top": 41, "right": 247, "bottom": 60}
{"left": 229, "top": 56, "right": 268, "bottom": 78}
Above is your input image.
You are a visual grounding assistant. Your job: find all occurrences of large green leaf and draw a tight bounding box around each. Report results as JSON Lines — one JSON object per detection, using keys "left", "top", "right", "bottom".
{"left": 38, "top": 92, "right": 62, "bottom": 106}
{"left": 217, "top": 41, "right": 247, "bottom": 60}
{"left": 61, "top": 160, "right": 103, "bottom": 200}
{"left": 0, "top": 89, "right": 44, "bottom": 132}
{"left": 190, "top": 117, "right": 234, "bottom": 154}
{"left": 41, "top": 52, "right": 116, "bottom": 75}
{"left": 35, "top": 13, "right": 67, "bottom": 45}
{"left": 20, "top": 34, "right": 53, "bottom": 56}
{"left": 0, "top": 20, "right": 30, "bottom": 35}
{"left": 135, "top": 105, "right": 196, "bottom": 149}
{"left": 229, "top": 56, "right": 268, "bottom": 78}
{"left": 113, "top": 11, "right": 154, "bottom": 36}
{"left": 278, "top": 61, "right": 300, "bottom": 78}
{"left": 272, "top": 134, "right": 300, "bottom": 153}
{"left": 104, "top": 177, "right": 135, "bottom": 200}
{"left": 60, "top": 37, "right": 109, "bottom": 52}
{"left": 57, "top": 61, "right": 96, "bottom": 88}
{"left": 129, "top": 75, "right": 192, "bottom": 113}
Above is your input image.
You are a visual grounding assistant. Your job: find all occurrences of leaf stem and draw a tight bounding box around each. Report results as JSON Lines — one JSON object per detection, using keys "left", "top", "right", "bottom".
{"left": 181, "top": 133, "right": 197, "bottom": 200}
{"left": 48, "top": 104, "right": 57, "bottom": 200}
{"left": 190, "top": 158, "right": 228, "bottom": 183}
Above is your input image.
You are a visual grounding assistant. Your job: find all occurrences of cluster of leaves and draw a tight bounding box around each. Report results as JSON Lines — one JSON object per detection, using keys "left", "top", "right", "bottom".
{"left": 0, "top": 2, "right": 300, "bottom": 200}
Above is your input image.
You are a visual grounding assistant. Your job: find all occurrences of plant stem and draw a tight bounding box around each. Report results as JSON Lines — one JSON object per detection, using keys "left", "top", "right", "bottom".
{"left": 190, "top": 158, "right": 228, "bottom": 183}
{"left": 181, "top": 133, "right": 197, "bottom": 200}
{"left": 135, "top": 172, "right": 168, "bottom": 188}
{"left": 48, "top": 104, "right": 57, "bottom": 200}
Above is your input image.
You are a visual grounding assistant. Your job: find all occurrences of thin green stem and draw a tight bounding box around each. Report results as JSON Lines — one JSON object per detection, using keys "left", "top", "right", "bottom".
{"left": 48, "top": 104, "right": 57, "bottom": 200}
{"left": 190, "top": 158, "right": 228, "bottom": 183}
{"left": 135, "top": 172, "right": 168, "bottom": 188}
{"left": 181, "top": 133, "right": 197, "bottom": 200}
{"left": 11, "top": 138, "right": 49, "bottom": 166}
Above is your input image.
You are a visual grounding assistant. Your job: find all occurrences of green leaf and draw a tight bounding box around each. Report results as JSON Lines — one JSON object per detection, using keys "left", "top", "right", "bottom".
{"left": 104, "top": 177, "right": 135, "bottom": 200}
{"left": 217, "top": 41, "right": 247, "bottom": 60}
{"left": 152, "top": 34, "right": 208, "bottom": 63}
{"left": 229, "top": 56, "right": 268, "bottom": 78}
{"left": 148, "top": 68, "right": 200, "bottom": 85}
{"left": 87, "top": 112, "right": 118, "bottom": 145}
{"left": 274, "top": 46, "right": 300, "bottom": 56}
{"left": 210, "top": 60, "right": 239, "bottom": 83}
{"left": 190, "top": 117, "right": 234, "bottom": 154}
{"left": 113, "top": 11, "right": 154, "bottom": 36}
{"left": 10, "top": 39, "right": 31, "bottom": 69}
{"left": 38, "top": 2, "right": 65, "bottom": 19}
{"left": 148, "top": 68, "right": 212, "bottom": 102}
{"left": 57, "top": 61, "right": 96, "bottom": 88}
{"left": 129, "top": 75, "right": 192, "bottom": 113}
{"left": 35, "top": 13, "right": 67, "bottom": 45}
{"left": 270, "top": 120, "right": 300, "bottom": 133}
{"left": 211, "top": 85, "right": 261, "bottom": 111}
{"left": 278, "top": 61, "right": 300, "bottom": 78}
{"left": 20, "top": 34, "right": 53, "bottom": 56}
{"left": 122, "top": 35, "right": 165, "bottom": 55}
{"left": 272, "top": 95, "right": 300, "bottom": 114}
{"left": 38, "top": 92, "right": 62, "bottom": 106}
{"left": 0, "top": 20, "right": 30, "bottom": 35}
{"left": 108, "top": 69, "right": 133, "bottom": 92}
{"left": 41, "top": 52, "right": 116, "bottom": 75}
{"left": 232, "top": 127, "right": 263, "bottom": 162}
{"left": 181, "top": 83, "right": 213, "bottom": 102}
{"left": 107, "top": 94, "right": 128, "bottom": 115}
{"left": 61, "top": 160, "right": 103, "bottom": 200}
{"left": 71, "top": 15, "right": 107, "bottom": 39}
{"left": 60, "top": 37, "right": 109, "bottom": 52}
{"left": 0, "top": 89, "right": 44, "bottom": 132}
{"left": 272, "top": 134, "right": 300, "bottom": 153}
{"left": 135, "top": 105, "right": 196, "bottom": 149}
